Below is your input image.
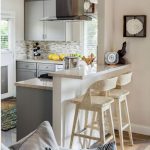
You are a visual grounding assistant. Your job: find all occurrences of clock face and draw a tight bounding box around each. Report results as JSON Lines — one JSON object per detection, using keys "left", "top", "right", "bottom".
{"left": 105, "top": 52, "right": 119, "bottom": 65}
{"left": 108, "top": 54, "right": 116, "bottom": 63}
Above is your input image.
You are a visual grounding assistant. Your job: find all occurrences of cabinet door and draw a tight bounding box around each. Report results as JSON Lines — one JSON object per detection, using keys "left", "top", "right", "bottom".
{"left": 25, "top": 0, "right": 44, "bottom": 40}
{"left": 1, "top": 66, "right": 8, "bottom": 94}
{"left": 16, "top": 69, "right": 37, "bottom": 82}
{"left": 66, "top": 22, "right": 83, "bottom": 42}
{"left": 37, "top": 63, "right": 55, "bottom": 71}
{"left": 45, "top": 22, "right": 66, "bottom": 41}
{"left": 43, "top": 0, "right": 66, "bottom": 41}
{"left": 43, "top": 0, "right": 56, "bottom": 18}
{"left": 17, "top": 62, "right": 37, "bottom": 70}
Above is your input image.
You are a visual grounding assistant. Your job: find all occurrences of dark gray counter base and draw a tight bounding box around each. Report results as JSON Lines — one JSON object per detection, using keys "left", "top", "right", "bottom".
{"left": 16, "top": 87, "right": 52, "bottom": 141}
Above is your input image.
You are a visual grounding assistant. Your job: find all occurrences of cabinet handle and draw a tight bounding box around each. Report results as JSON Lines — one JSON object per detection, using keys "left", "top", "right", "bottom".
{"left": 34, "top": 72, "right": 37, "bottom": 77}
{"left": 43, "top": 34, "right": 47, "bottom": 40}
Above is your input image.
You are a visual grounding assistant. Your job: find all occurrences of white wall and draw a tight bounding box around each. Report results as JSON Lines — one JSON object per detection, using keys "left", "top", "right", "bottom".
{"left": 97, "top": 0, "right": 114, "bottom": 64}
{"left": 113, "top": 0, "right": 150, "bottom": 135}
{"left": 1, "top": 0, "right": 24, "bottom": 41}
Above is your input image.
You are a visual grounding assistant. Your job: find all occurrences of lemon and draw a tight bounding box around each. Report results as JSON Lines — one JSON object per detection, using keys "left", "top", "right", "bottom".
{"left": 52, "top": 54, "right": 60, "bottom": 61}
{"left": 48, "top": 54, "right": 54, "bottom": 60}
{"left": 59, "top": 54, "right": 65, "bottom": 60}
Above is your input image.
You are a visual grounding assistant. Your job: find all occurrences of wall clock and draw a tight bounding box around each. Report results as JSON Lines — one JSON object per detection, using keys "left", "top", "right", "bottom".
{"left": 105, "top": 52, "right": 119, "bottom": 65}
{"left": 123, "top": 15, "right": 146, "bottom": 37}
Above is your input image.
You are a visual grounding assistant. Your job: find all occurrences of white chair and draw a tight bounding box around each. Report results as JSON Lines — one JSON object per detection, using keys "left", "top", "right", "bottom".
{"left": 109, "top": 72, "right": 134, "bottom": 150}
{"left": 69, "top": 77, "right": 118, "bottom": 149}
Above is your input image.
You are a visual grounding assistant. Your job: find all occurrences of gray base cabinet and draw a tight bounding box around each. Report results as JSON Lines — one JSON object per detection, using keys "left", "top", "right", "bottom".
{"left": 16, "top": 61, "right": 63, "bottom": 81}
{"left": 16, "top": 69, "right": 37, "bottom": 82}
{"left": 16, "top": 61, "right": 37, "bottom": 82}
{"left": 16, "top": 86, "right": 53, "bottom": 140}
{"left": 1, "top": 66, "right": 8, "bottom": 94}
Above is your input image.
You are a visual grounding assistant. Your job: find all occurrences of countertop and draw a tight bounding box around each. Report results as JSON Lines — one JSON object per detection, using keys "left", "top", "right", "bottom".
{"left": 15, "top": 78, "right": 53, "bottom": 90}
{"left": 16, "top": 59, "right": 64, "bottom": 64}
{"left": 48, "top": 64, "right": 131, "bottom": 79}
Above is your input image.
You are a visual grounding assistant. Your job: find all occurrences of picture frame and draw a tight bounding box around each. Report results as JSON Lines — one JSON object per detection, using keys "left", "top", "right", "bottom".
{"left": 123, "top": 15, "right": 146, "bottom": 37}
{"left": 84, "top": 1, "right": 95, "bottom": 13}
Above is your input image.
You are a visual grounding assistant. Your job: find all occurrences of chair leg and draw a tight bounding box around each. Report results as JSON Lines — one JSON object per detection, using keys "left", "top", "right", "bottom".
{"left": 83, "top": 110, "right": 89, "bottom": 148}
{"left": 116, "top": 100, "right": 124, "bottom": 150}
{"left": 98, "top": 108, "right": 105, "bottom": 144}
{"left": 70, "top": 105, "right": 79, "bottom": 148}
{"left": 124, "top": 98, "right": 134, "bottom": 146}
{"left": 88, "top": 111, "right": 96, "bottom": 147}
{"left": 108, "top": 106, "right": 117, "bottom": 150}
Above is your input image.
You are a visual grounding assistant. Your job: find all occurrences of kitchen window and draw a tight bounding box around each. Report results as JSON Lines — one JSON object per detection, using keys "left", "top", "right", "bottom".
{"left": 0, "top": 20, "right": 10, "bottom": 50}
{"left": 84, "top": 18, "right": 98, "bottom": 56}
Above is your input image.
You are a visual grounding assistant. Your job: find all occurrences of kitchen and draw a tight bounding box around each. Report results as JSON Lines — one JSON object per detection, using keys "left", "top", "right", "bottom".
{"left": 1, "top": 0, "right": 150, "bottom": 150}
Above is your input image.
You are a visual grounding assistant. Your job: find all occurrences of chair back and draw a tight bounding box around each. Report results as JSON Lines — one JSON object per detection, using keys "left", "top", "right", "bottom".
{"left": 117, "top": 72, "right": 132, "bottom": 86}
{"left": 95, "top": 77, "right": 118, "bottom": 92}
{"left": 81, "top": 77, "right": 118, "bottom": 105}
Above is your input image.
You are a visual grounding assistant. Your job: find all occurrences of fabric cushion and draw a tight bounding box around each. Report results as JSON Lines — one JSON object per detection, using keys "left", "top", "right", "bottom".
{"left": 1, "top": 143, "right": 10, "bottom": 150}
{"left": 9, "top": 121, "right": 59, "bottom": 150}
{"left": 90, "top": 141, "right": 116, "bottom": 150}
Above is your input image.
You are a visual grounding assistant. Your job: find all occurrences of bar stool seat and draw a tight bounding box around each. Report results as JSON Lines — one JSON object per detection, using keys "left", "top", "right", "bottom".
{"left": 110, "top": 89, "right": 129, "bottom": 99}
{"left": 71, "top": 95, "right": 114, "bottom": 106}
{"left": 91, "top": 96, "right": 114, "bottom": 106}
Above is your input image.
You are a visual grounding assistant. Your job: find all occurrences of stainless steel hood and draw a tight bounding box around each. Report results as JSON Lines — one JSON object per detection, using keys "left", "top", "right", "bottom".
{"left": 42, "top": 0, "right": 93, "bottom": 21}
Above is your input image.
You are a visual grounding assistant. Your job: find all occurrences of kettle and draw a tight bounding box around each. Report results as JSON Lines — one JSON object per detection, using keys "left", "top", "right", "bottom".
{"left": 64, "top": 56, "right": 79, "bottom": 69}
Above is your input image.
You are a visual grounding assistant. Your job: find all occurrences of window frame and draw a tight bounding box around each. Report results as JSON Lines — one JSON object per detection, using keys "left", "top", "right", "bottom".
{"left": 0, "top": 19, "right": 11, "bottom": 51}
{"left": 83, "top": 18, "right": 98, "bottom": 56}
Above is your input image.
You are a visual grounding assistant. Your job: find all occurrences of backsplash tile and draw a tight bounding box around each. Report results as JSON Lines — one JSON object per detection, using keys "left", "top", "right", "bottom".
{"left": 16, "top": 41, "right": 83, "bottom": 60}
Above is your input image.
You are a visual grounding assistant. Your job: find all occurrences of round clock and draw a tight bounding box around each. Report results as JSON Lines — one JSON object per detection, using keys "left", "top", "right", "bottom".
{"left": 105, "top": 52, "right": 119, "bottom": 65}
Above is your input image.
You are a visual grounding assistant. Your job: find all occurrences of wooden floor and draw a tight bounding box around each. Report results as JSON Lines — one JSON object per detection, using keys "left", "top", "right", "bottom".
{"left": 1, "top": 128, "right": 150, "bottom": 149}
{"left": 116, "top": 131, "right": 150, "bottom": 150}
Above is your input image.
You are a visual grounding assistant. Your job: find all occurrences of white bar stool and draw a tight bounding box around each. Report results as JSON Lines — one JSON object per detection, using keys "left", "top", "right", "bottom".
{"left": 69, "top": 77, "right": 118, "bottom": 149}
{"left": 109, "top": 72, "right": 134, "bottom": 150}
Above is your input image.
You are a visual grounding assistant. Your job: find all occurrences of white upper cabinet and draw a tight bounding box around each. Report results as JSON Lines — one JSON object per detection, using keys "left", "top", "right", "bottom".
{"left": 43, "top": 0, "right": 56, "bottom": 18}
{"left": 66, "top": 22, "right": 83, "bottom": 42}
{"left": 24, "top": 0, "right": 82, "bottom": 42}
{"left": 25, "top": 1, "right": 44, "bottom": 40}
{"left": 45, "top": 22, "right": 66, "bottom": 41}
{"left": 25, "top": 0, "right": 66, "bottom": 41}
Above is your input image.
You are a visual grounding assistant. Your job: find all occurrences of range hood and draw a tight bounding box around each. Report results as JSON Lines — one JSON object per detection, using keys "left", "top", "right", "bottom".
{"left": 42, "top": 0, "right": 94, "bottom": 21}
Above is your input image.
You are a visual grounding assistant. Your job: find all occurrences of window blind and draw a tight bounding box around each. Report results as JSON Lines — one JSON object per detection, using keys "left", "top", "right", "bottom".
{"left": 0, "top": 20, "right": 9, "bottom": 50}
{"left": 84, "top": 19, "right": 98, "bottom": 56}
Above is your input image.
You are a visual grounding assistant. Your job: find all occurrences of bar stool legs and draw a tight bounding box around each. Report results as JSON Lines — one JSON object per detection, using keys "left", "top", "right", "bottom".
{"left": 124, "top": 97, "right": 133, "bottom": 146}
{"left": 116, "top": 100, "right": 124, "bottom": 150}
{"left": 70, "top": 103, "right": 116, "bottom": 149}
{"left": 70, "top": 105, "right": 79, "bottom": 148}
{"left": 108, "top": 106, "right": 116, "bottom": 145}
{"left": 69, "top": 77, "right": 118, "bottom": 149}
{"left": 115, "top": 97, "right": 133, "bottom": 150}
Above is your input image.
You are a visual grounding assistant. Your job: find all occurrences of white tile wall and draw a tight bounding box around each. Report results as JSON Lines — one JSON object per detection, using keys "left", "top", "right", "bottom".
{"left": 16, "top": 41, "right": 82, "bottom": 59}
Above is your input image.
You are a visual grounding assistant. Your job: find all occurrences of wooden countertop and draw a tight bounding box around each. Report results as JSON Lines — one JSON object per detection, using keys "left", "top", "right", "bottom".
{"left": 48, "top": 64, "right": 131, "bottom": 79}
{"left": 15, "top": 78, "right": 53, "bottom": 90}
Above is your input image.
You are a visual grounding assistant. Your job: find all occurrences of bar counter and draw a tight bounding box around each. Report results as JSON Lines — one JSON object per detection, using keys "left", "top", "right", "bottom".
{"left": 49, "top": 64, "right": 131, "bottom": 147}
